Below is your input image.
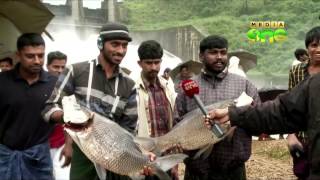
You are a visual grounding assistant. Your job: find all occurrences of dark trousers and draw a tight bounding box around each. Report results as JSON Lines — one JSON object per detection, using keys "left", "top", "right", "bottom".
{"left": 208, "top": 163, "right": 246, "bottom": 180}
{"left": 184, "top": 163, "right": 246, "bottom": 180}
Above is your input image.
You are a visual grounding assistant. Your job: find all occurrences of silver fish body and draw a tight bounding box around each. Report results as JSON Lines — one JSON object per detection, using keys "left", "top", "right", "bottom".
{"left": 65, "top": 110, "right": 186, "bottom": 179}
{"left": 136, "top": 99, "right": 234, "bottom": 156}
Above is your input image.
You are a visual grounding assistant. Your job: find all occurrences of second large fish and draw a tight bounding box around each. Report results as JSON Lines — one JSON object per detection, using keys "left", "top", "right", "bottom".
{"left": 135, "top": 99, "right": 235, "bottom": 158}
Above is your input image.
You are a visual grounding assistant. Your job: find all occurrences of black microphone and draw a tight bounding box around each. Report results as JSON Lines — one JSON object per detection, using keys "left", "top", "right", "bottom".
{"left": 181, "top": 79, "right": 224, "bottom": 138}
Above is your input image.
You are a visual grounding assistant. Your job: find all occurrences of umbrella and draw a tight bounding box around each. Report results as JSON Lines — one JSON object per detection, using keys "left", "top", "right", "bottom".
{"left": 258, "top": 88, "right": 287, "bottom": 102}
{"left": 228, "top": 49, "right": 257, "bottom": 72}
{"left": 169, "top": 60, "right": 203, "bottom": 80}
{"left": 0, "top": 0, "right": 54, "bottom": 60}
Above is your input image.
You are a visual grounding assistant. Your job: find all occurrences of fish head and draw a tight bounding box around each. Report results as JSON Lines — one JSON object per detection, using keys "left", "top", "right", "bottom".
{"left": 64, "top": 109, "right": 94, "bottom": 132}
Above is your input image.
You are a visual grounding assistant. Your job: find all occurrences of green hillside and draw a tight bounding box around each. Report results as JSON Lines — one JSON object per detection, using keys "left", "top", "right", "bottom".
{"left": 122, "top": 0, "right": 320, "bottom": 73}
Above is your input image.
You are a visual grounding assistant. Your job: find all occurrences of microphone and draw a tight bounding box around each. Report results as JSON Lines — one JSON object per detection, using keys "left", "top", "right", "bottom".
{"left": 181, "top": 79, "right": 224, "bottom": 138}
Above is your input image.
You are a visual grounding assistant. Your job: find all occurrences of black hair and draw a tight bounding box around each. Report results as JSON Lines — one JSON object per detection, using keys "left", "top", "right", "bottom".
{"left": 47, "top": 51, "right": 67, "bottom": 65}
{"left": 200, "top": 35, "right": 228, "bottom": 53}
{"left": 138, "top": 40, "right": 163, "bottom": 60}
{"left": 164, "top": 67, "right": 171, "bottom": 73}
{"left": 294, "top": 48, "right": 308, "bottom": 60}
{"left": 180, "top": 65, "right": 188, "bottom": 71}
{"left": 17, "top": 33, "right": 45, "bottom": 51}
{"left": 0, "top": 57, "right": 13, "bottom": 65}
{"left": 305, "top": 26, "right": 320, "bottom": 48}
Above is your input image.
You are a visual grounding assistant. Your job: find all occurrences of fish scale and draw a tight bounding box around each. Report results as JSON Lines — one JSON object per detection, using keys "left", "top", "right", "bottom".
{"left": 65, "top": 108, "right": 187, "bottom": 179}
{"left": 135, "top": 99, "right": 234, "bottom": 157}
{"left": 71, "top": 114, "right": 148, "bottom": 174}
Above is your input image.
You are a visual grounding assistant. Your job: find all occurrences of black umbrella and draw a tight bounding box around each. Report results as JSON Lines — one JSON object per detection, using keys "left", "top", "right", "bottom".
{"left": 169, "top": 60, "right": 203, "bottom": 80}
{"left": 0, "top": 0, "right": 54, "bottom": 60}
{"left": 258, "top": 88, "right": 287, "bottom": 102}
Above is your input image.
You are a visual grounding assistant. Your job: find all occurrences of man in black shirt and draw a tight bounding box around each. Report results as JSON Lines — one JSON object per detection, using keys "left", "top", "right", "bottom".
{"left": 0, "top": 33, "right": 56, "bottom": 179}
{"left": 207, "top": 72, "right": 320, "bottom": 180}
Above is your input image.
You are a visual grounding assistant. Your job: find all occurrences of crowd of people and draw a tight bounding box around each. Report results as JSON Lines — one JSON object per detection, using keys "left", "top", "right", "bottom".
{"left": 0, "top": 22, "right": 319, "bottom": 180}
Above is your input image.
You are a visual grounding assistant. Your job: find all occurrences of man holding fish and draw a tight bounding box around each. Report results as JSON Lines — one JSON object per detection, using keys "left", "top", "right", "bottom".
{"left": 135, "top": 40, "right": 180, "bottom": 179}
{"left": 42, "top": 22, "right": 150, "bottom": 180}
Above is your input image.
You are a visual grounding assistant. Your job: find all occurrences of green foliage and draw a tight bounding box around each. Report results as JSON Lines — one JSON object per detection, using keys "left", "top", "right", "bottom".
{"left": 123, "top": 0, "right": 320, "bottom": 73}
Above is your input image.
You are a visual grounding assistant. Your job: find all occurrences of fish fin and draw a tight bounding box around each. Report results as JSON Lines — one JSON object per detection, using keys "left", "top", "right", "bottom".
{"left": 93, "top": 163, "right": 106, "bottom": 180}
{"left": 152, "top": 168, "right": 171, "bottom": 180}
{"left": 193, "top": 144, "right": 213, "bottom": 160}
{"left": 134, "top": 137, "right": 161, "bottom": 155}
{"left": 130, "top": 154, "right": 188, "bottom": 180}
{"left": 154, "top": 153, "right": 188, "bottom": 172}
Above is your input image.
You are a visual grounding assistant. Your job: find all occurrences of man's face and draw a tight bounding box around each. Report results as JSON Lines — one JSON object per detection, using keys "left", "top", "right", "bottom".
{"left": 17, "top": 45, "right": 45, "bottom": 74}
{"left": 307, "top": 40, "right": 320, "bottom": 64}
{"left": 200, "top": 48, "right": 228, "bottom": 73}
{"left": 0, "top": 61, "right": 13, "bottom": 71}
{"left": 102, "top": 39, "right": 128, "bottom": 65}
{"left": 298, "top": 54, "right": 309, "bottom": 62}
{"left": 180, "top": 67, "right": 190, "bottom": 79}
{"left": 163, "top": 71, "right": 170, "bottom": 78}
{"left": 138, "top": 59, "right": 162, "bottom": 81}
{"left": 47, "top": 59, "right": 66, "bottom": 76}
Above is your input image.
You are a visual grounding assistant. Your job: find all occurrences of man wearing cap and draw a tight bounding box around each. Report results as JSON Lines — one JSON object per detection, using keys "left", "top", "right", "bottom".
{"left": 42, "top": 22, "right": 138, "bottom": 180}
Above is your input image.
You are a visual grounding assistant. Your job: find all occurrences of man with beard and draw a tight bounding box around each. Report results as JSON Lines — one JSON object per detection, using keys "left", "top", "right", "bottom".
{"left": 0, "top": 33, "right": 56, "bottom": 179}
{"left": 135, "top": 40, "right": 179, "bottom": 179}
{"left": 175, "top": 35, "right": 260, "bottom": 180}
{"left": 42, "top": 22, "right": 141, "bottom": 180}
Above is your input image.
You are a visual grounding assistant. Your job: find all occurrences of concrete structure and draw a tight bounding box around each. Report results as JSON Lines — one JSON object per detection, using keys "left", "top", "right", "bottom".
{"left": 43, "top": 0, "right": 205, "bottom": 62}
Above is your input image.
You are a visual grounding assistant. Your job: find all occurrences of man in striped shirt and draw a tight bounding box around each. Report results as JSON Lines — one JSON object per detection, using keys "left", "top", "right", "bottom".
{"left": 42, "top": 22, "right": 138, "bottom": 180}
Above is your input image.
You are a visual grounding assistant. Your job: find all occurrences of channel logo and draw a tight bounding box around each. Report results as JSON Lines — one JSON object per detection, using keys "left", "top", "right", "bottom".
{"left": 247, "top": 21, "right": 287, "bottom": 43}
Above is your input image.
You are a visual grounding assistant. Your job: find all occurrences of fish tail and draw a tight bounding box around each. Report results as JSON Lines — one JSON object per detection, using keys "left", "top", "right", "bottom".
{"left": 134, "top": 137, "right": 161, "bottom": 155}
{"left": 153, "top": 153, "right": 188, "bottom": 172}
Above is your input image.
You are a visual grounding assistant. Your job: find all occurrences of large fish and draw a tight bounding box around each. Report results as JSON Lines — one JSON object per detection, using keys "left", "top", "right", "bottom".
{"left": 62, "top": 95, "right": 187, "bottom": 180}
{"left": 135, "top": 92, "right": 254, "bottom": 159}
{"left": 135, "top": 99, "right": 236, "bottom": 159}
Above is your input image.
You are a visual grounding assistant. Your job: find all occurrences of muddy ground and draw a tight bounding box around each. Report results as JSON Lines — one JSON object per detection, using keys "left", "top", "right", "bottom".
{"left": 246, "top": 139, "right": 296, "bottom": 180}
{"left": 179, "top": 139, "right": 297, "bottom": 180}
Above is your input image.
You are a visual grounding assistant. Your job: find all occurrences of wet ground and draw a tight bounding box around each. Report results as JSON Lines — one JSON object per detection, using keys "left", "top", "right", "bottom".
{"left": 179, "top": 139, "right": 296, "bottom": 180}
{"left": 246, "top": 140, "right": 296, "bottom": 180}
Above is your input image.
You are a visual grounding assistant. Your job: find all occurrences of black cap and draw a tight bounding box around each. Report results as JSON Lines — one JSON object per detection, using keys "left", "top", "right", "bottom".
{"left": 99, "top": 22, "right": 132, "bottom": 42}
